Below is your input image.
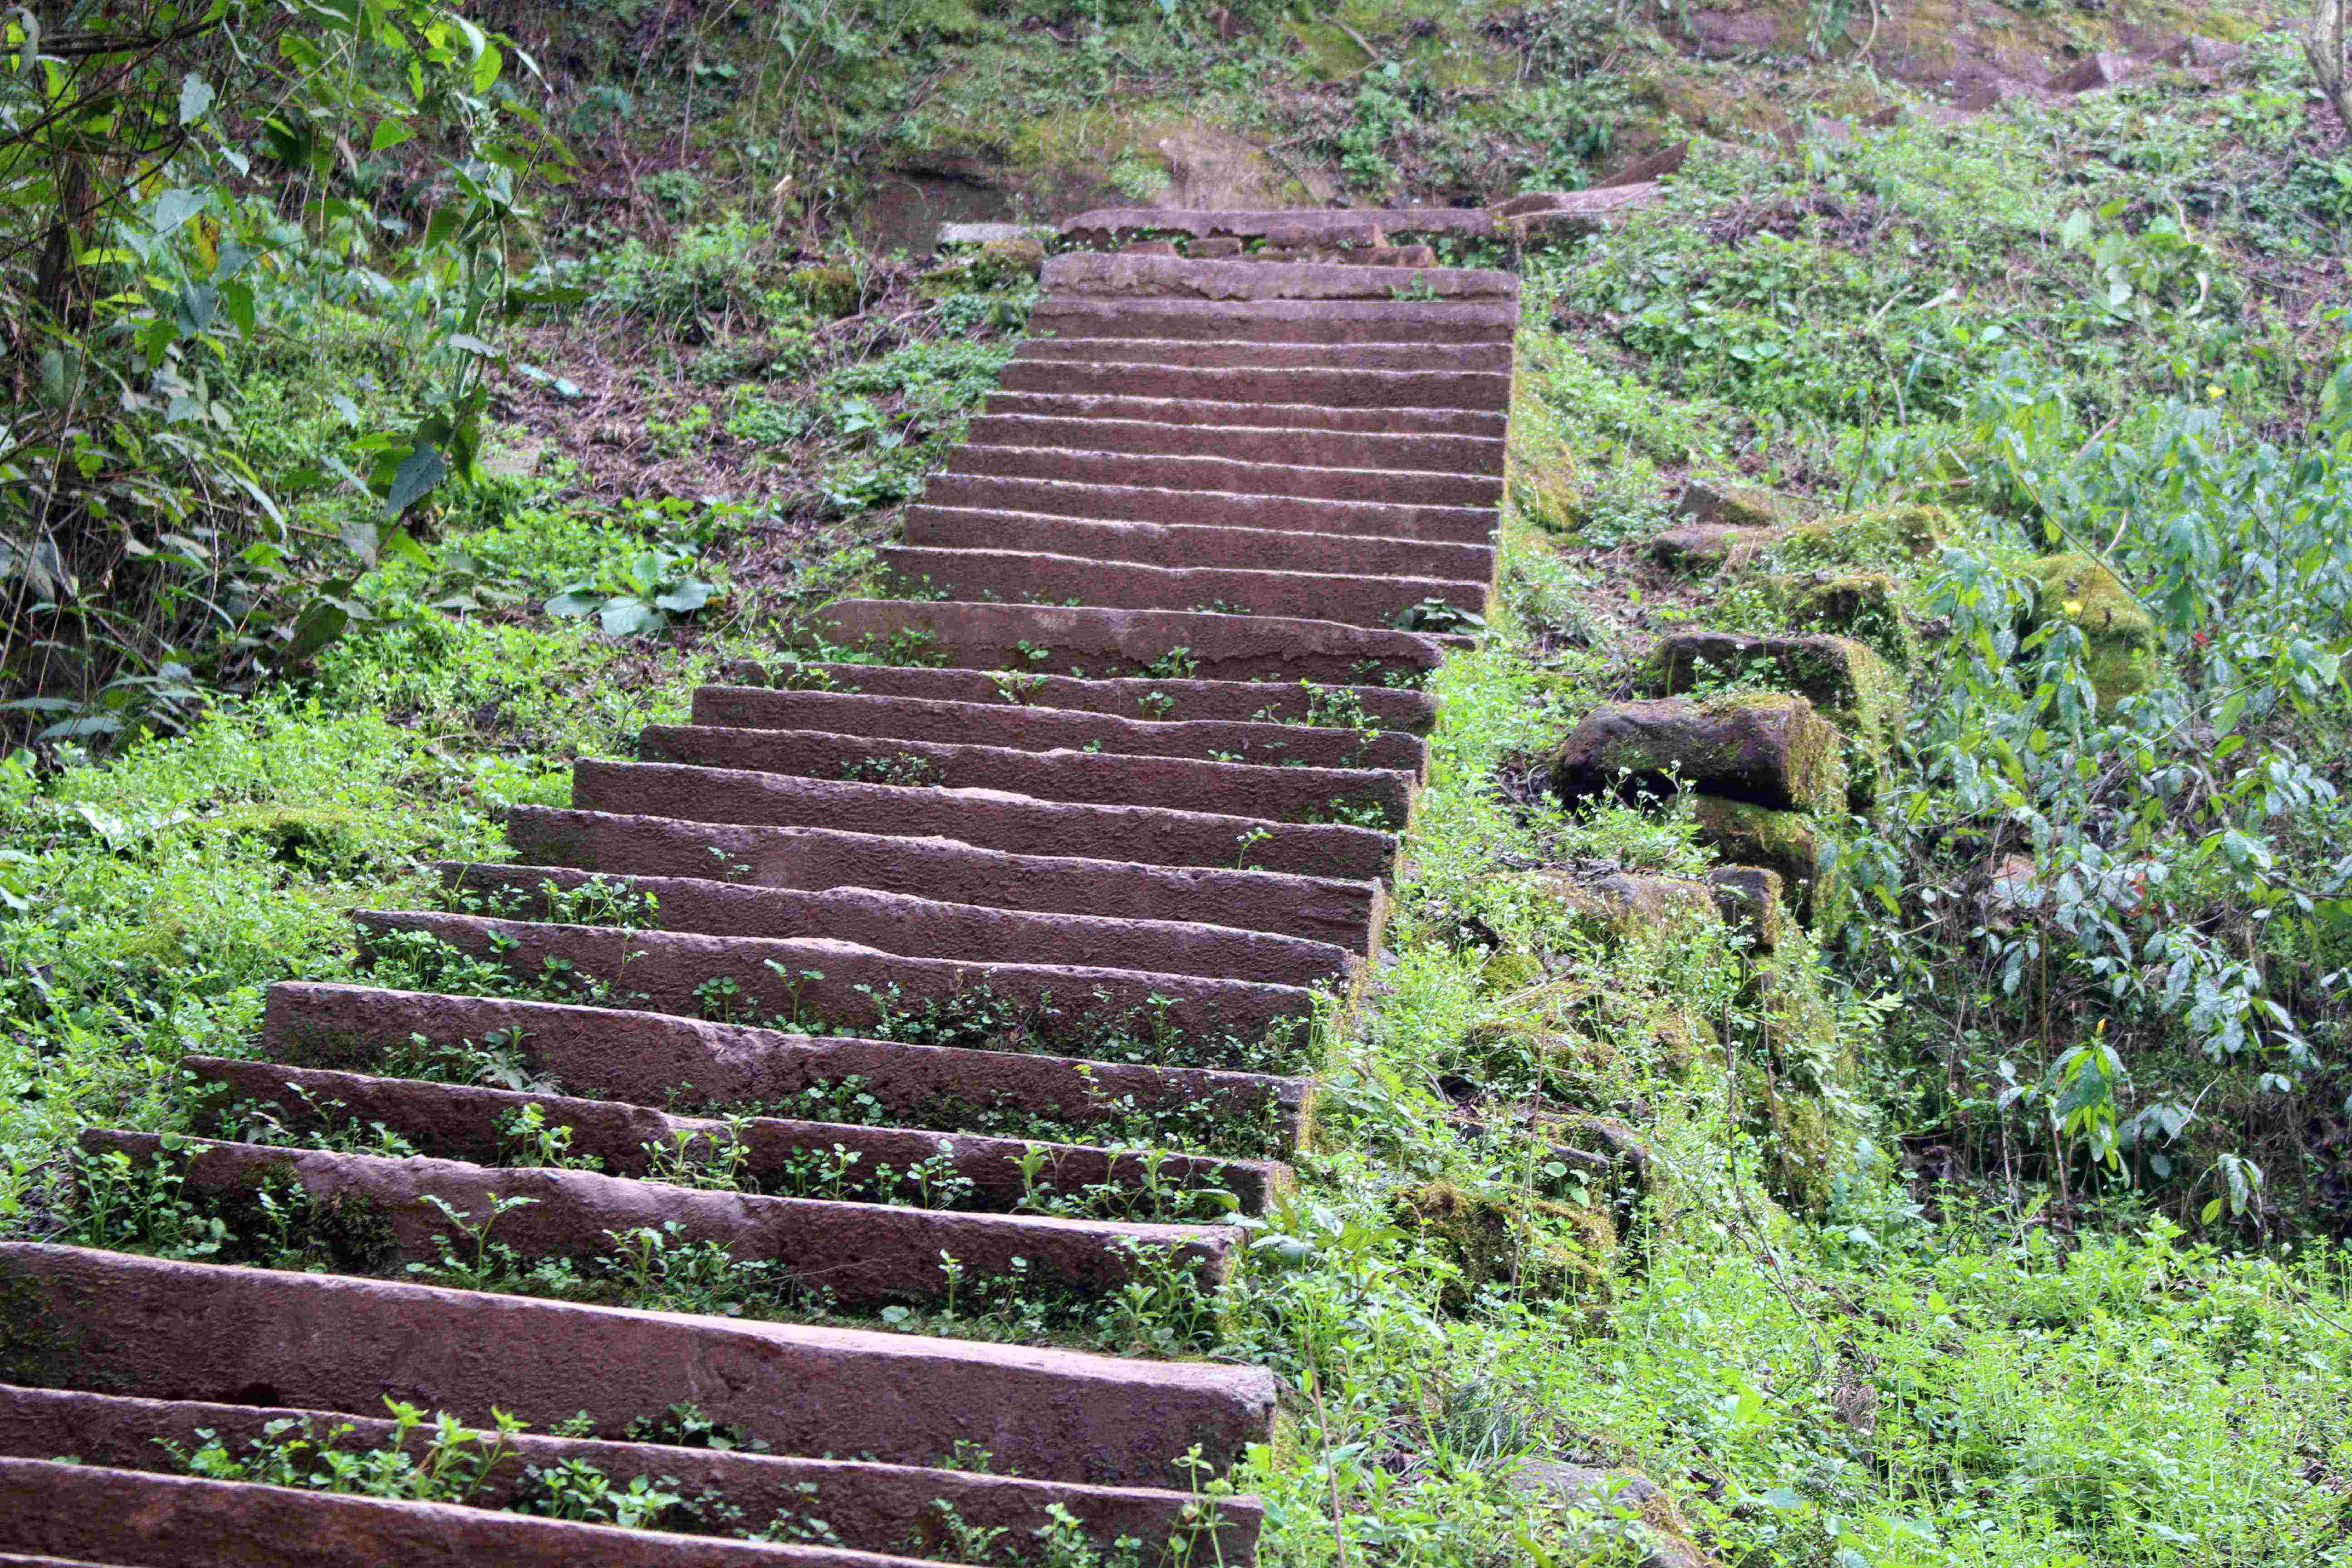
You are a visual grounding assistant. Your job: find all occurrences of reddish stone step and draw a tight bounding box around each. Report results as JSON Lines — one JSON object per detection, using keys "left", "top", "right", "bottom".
{"left": 0, "top": 1456, "right": 946, "bottom": 1568}
{"left": 350, "top": 910, "right": 1319, "bottom": 1063}
{"left": 881, "top": 546, "right": 1486, "bottom": 628}
{"left": 812, "top": 598, "right": 1456, "bottom": 686}
{"left": 690, "top": 684, "right": 1428, "bottom": 771}
{"left": 568, "top": 760, "right": 1400, "bottom": 884}
{"left": 505, "top": 808, "right": 1387, "bottom": 953}
{"left": 0, "top": 1385, "right": 1262, "bottom": 1564}
{"left": 719, "top": 661, "right": 1441, "bottom": 734}
{"left": 996, "top": 358, "right": 1510, "bottom": 413}
{"left": 260, "top": 982, "right": 1316, "bottom": 1152}
{"left": 78, "top": 1131, "right": 1233, "bottom": 1304}
{"left": 1028, "top": 293, "right": 1518, "bottom": 344}
{"left": 946, "top": 445, "right": 1503, "bottom": 509}
{"left": 439, "top": 862, "right": 1358, "bottom": 989}
{"left": 1058, "top": 206, "right": 1510, "bottom": 245}
{"left": 905, "top": 506, "right": 1493, "bottom": 587}
{"left": 185, "top": 1056, "right": 1294, "bottom": 1213}
{"left": 964, "top": 412, "right": 1505, "bottom": 476}
{"left": 985, "top": 390, "right": 1507, "bottom": 440}
{"left": 1014, "top": 336, "right": 1512, "bottom": 374}
{"left": 635, "top": 723, "right": 1412, "bottom": 828}
{"left": 0, "top": 1244, "right": 1278, "bottom": 1484}
{"left": 1041, "top": 251, "right": 1517, "bottom": 303}
{"left": 922, "top": 473, "right": 1496, "bottom": 545}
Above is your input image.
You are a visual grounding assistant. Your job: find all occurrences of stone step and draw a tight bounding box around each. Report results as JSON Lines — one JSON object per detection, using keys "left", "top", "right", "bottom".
{"left": 906, "top": 506, "right": 1493, "bottom": 588}
{"left": 1028, "top": 294, "right": 1519, "bottom": 343}
{"left": 881, "top": 546, "right": 1485, "bottom": 629}
{"left": 812, "top": 598, "right": 1456, "bottom": 687}
{"left": 636, "top": 723, "right": 1411, "bottom": 829}
{"left": 985, "top": 390, "right": 1507, "bottom": 440}
{"left": 996, "top": 358, "right": 1511, "bottom": 413}
{"left": 691, "top": 684, "right": 1428, "bottom": 772}
{"left": 260, "top": 982, "right": 1316, "bottom": 1154}
{"left": 963, "top": 412, "right": 1505, "bottom": 476}
{"left": 1014, "top": 335, "right": 1512, "bottom": 374}
{"left": 1060, "top": 205, "right": 1508, "bottom": 243}
{"left": 946, "top": 445, "right": 1503, "bottom": 509}
{"left": 1041, "top": 251, "right": 1517, "bottom": 303}
{"left": 78, "top": 1130, "right": 1235, "bottom": 1307}
{"left": 0, "top": 1244, "right": 1279, "bottom": 1483}
{"left": 186, "top": 1055, "right": 1294, "bottom": 1214}
{"left": 439, "top": 862, "right": 1358, "bottom": 989}
{"left": 505, "top": 808, "right": 1387, "bottom": 954}
{"left": 0, "top": 1385, "right": 1262, "bottom": 1565}
{"left": 569, "top": 760, "right": 1400, "bottom": 884}
{"left": 350, "top": 911, "right": 1319, "bottom": 1066}
{"left": 719, "top": 661, "right": 1441, "bottom": 734}
{"left": 922, "top": 473, "right": 1496, "bottom": 546}
{"left": 0, "top": 1455, "right": 947, "bottom": 1568}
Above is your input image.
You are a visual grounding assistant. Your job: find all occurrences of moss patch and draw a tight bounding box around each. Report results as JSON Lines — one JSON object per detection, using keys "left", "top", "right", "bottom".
{"left": 2024, "top": 552, "right": 2161, "bottom": 710}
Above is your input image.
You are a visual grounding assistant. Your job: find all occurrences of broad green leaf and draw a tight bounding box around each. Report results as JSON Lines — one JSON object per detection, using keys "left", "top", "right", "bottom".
{"left": 371, "top": 118, "right": 414, "bottom": 151}
{"left": 177, "top": 73, "right": 214, "bottom": 123}
{"left": 386, "top": 441, "right": 446, "bottom": 516}
{"left": 599, "top": 597, "right": 662, "bottom": 637}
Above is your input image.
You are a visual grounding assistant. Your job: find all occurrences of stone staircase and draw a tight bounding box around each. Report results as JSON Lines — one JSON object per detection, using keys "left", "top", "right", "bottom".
{"left": 0, "top": 247, "right": 1516, "bottom": 1564}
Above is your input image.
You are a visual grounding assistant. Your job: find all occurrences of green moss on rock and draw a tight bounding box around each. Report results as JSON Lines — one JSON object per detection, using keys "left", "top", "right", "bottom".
{"left": 785, "top": 266, "right": 862, "bottom": 318}
{"left": 2024, "top": 552, "right": 2161, "bottom": 710}
{"left": 1774, "top": 504, "right": 1950, "bottom": 569}
{"left": 1400, "top": 1179, "right": 1617, "bottom": 1312}
{"left": 1691, "top": 795, "right": 1833, "bottom": 923}
{"left": 1771, "top": 573, "right": 1917, "bottom": 669}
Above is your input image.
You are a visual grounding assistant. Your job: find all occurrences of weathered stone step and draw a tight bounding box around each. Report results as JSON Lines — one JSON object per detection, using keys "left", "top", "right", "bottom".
{"left": 946, "top": 445, "right": 1503, "bottom": 509}
{"left": 985, "top": 390, "right": 1507, "bottom": 440}
{"left": 440, "top": 862, "right": 1358, "bottom": 989}
{"left": 1028, "top": 293, "right": 1519, "bottom": 344}
{"left": 186, "top": 1056, "right": 1294, "bottom": 1214}
{"left": 996, "top": 358, "right": 1511, "bottom": 412}
{"left": 636, "top": 723, "right": 1411, "bottom": 829}
{"left": 0, "top": 1244, "right": 1278, "bottom": 1481}
{"left": 1042, "top": 251, "right": 1516, "bottom": 304}
{"left": 1014, "top": 336, "right": 1512, "bottom": 374}
{"left": 0, "top": 1385, "right": 1262, "bottom": 1565}
{"left": 881, "top": 547, "right": 1485, "bottom": 629}
{"left": 570, "top": 760, "right": 1400, "bottom": 884}
{"left": 352, "top": 911, "right": 1318, "bottom": 1063}
{"left": 721, "top": 660, "right": 1441, "bottom": 734}
{"left": 1060, "top": 205, "right": 1508, "bottom": 243}
{"left": 78, "top": 1131, "right": 1231, "bottom": 1305}
{"left": 964, "top": 412, "right": 1504, "bottom": 476}
{"left": 0, "top": 1455, "right": 947, "bottom": 1568}
{"left": 923, "top": 473, "right": 1496, "bottom": 545}
{"left": 506, "top": 809, "right": 1387, "bottom": 953}
{"left": 691, "top": 683, "right": 1427, "bottom": 772}
{"left": 906, "top": 506, "right": 1493, "bottom": 588}
{"left": 261, "top": 982, "right": 1315, "bottom": 1153}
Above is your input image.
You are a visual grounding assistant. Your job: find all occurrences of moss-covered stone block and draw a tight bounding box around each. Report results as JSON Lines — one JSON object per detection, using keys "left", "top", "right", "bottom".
{"left": 1705, "top": 864, "right": 1787, "bottom": 953}
{"left": 1533, "top": 869, "right": 1723, "bottom": 949}
{"left": 2024, "top": 552, "right": 2160, "bottom": 709}
{"left": 1550, "top": 694, "right": 1847, "bottom": 818}
{"left": 1399, "top": 1179, "right": 1617, "bottom": 1312}
{"left": 1651, "top": 630, "right": 1901, "bottom": 810}
{"left": 1478, "top": 946, "right": 1548, "bottom": 995}
{"left": 1672, "top": 477, "right": 1788, "bottom": 530}
{"left": 1774, "top": 504, "right": 1950, "bottom": 568}
{"left": 1769, "top": 572, "right": 1916, "bottom": 670}
{"left": 1690, "top": 795, "right": 1833, "bottom": 924}
{"left": 785, "top": 266, "right": 862, "bottom": 318}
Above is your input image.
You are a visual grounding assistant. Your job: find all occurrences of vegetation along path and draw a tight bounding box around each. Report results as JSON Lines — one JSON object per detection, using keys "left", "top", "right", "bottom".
{"left": 0, "top": 236, "right": 1546, "bottom": 1564}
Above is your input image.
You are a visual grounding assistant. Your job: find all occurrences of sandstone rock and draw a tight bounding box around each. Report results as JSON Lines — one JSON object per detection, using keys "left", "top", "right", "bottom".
{"left": 1691, "top": 796, "right": 1833, "bottom": 922}
{"left": 1550, "top": 695, "right": 1847, "bottom": 817}
{"left": 1595, "top": 140, "right": 1690, "bottom": 190}
{"left": 1706, "top": 864, "right": 1787, "bottom": 952}
{"left": 1188, "top": 236, "right": 1245, "bottom": 257}
{"left": 1651, "top": 629, "right": 1902, "bottom": 808}
{"left": 1535, "top": 869, "right": 1722, "bottom": 946}
{"left": 2151, "top": 35, "right": 2243, "bottom": 69}
{"left": 2047, "top": 50, "right": 2133, "bottom": 92}
{"left": 1672, "top": 478, "right": 1788, "bottom": 530}
{"left": 2023, "top": 553, "right": 2160, "bottom": 709}
{"left": 1266, "top": 221, "right": 1382, "bottom": 250}
{"left": 1357, "top": 243, "right": 1438, "bottom": 266}
{"left": 1648, "top": 524, "right": 1764, "bottom": 574}
{"left": 1769, "top": 572, "right": 1912, "bottom": 668}
{"left": 1508, "top": 1460, "right": 1722, "bottom": 1568}
{"left": 1774, "top": 503, "right": 1948, "bottom": 566}
{"left": 936, "top": 221, "right": 1048, "bottom": 247}
{"left": 785, "top": 265, "right": 860, "bottom": 318}
{"left": 1118, "top": 239, "right": 1181, "bottom": 256}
